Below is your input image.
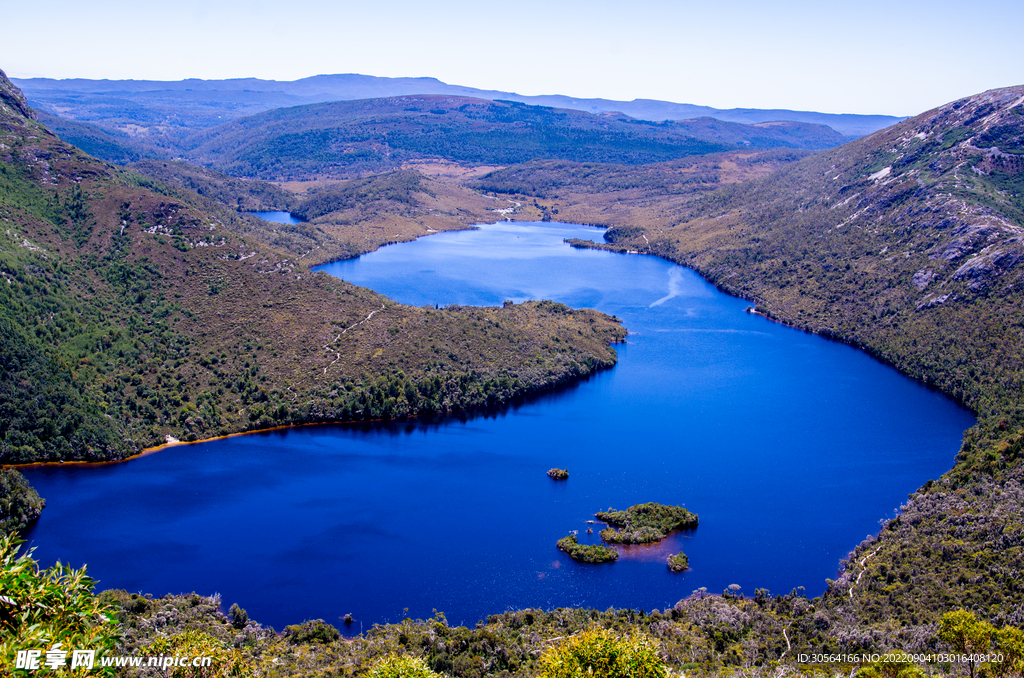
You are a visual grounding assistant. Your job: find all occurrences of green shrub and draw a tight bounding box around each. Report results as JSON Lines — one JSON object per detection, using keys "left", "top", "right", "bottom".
{"left": 557, "top": 534, "right": 619, "bottom": 563}
{"left": 146, "top": 629, "right": 252, "bottom": 677}
{"left": 0, "top": 534, "right": 119, "bottom": 675}
{"left": 365, "top": 653, "right": 444, "bottom": 677}
{"left": 939, "top": 610, "right": 996, "bottom": 678}
{"left": 539, "top": 626, "right": 666, "bottom": 678}
{"left": 283, "top": 618, "right": 340, "bottom": 645}
{"left": 229, "top": 603, "right": 249, "bottom": 629}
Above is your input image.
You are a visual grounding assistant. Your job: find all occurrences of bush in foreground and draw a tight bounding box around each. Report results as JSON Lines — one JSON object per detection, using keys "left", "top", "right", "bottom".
{"left": 539, "top": 626, "right": 666, "bottom": 678}
{"left": 367, "top": 653, "right": 445, "bottom": 677}
{"left": 0, "top": 534, "right": 119, "bottom": 676}
{"left": 145, "top": 629, "right": 253, "bottom": 677}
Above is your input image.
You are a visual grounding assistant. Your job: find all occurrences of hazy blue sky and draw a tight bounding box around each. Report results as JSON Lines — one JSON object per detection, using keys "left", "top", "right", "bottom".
{"left": 3, "top": 0, "right": 1022, "bottom": 116}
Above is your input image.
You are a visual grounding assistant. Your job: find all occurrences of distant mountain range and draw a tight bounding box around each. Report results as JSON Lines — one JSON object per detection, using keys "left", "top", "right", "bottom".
{"left": 174, "top": 95, "right": 849, "bottom": 180}
{"left": 13, "top": 73, "right": 903, "bottom": 138}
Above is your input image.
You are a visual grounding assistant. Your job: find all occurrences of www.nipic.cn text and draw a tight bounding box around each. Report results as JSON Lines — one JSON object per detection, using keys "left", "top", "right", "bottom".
{"left": 15, "top": 645, "right": 214, "bottom": 671}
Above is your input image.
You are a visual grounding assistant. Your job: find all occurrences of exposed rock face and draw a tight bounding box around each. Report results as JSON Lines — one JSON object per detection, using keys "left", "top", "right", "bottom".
{"left": 911, "top": 268, "right": 935, "bottom": 290}
{"left": 951, "top": 242, "right": 1024, "bottom": 291}
{"left": 842, "top": 86, "right": 1024, "bottom": 301}
{"left": 0, "top": 68, "right": 36, "bottom": 120}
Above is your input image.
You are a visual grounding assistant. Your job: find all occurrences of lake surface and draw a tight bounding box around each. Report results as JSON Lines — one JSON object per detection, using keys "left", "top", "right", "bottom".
{"left": 23, "top": 222, "right": 974, "bottom": 632}
{"left": 246, "top": 211, "right": 303, "bottom": 224}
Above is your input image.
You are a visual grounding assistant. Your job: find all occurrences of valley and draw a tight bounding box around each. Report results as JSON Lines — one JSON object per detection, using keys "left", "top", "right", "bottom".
{"left": 3, "top": 67, "right": 1024, "bottom": 677}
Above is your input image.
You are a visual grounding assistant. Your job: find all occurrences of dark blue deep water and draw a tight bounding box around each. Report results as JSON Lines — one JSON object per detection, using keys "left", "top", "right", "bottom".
{"left": 23, "top": 223, "right": 974, "bottom": 632}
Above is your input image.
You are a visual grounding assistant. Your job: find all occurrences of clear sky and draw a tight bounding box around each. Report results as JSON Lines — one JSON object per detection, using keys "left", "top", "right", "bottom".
{"left": 3, "top": 0, "right": 1022, "bottom": 117}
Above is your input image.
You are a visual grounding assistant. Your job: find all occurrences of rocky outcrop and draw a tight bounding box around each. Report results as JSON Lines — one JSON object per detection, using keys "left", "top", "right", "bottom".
{"left": 0, "top": 68, "right": 36, "bottom": 120}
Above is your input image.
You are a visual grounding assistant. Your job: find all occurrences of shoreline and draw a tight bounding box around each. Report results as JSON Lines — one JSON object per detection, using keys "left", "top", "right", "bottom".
{"left": 568, "top": 233, "right": 972, "bottom": 410}
{"left": 4, "top": 352, "right": 618, "bottom": 471}
{"left": 3, "top": 421, "right": 352, "bottom": 471}
{"left": 3, "top": 219, "right": 984, "bottom": 642}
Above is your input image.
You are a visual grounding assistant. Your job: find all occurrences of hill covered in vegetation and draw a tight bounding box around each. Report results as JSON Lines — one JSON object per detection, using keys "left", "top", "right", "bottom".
{"left": 171, "top": 96, "right": 847, "bottom": 180}
{"left": 574, "top": 86, "right": 1024, "bottom": 436}
{"left": 0, "top": 70, "right": 625, "bottom": 472}
{"left": 126, "top": 159, "right": 296, "bottom": 212}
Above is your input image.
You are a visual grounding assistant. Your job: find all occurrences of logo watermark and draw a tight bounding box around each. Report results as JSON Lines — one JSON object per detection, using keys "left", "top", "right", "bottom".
{"left": 15, "top": 643, "right": 214, "bottom": 671}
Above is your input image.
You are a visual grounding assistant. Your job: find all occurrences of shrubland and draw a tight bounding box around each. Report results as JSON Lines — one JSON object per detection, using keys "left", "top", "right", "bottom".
{"left": 26, "top": 580, "right": 1018, "bottom": 678}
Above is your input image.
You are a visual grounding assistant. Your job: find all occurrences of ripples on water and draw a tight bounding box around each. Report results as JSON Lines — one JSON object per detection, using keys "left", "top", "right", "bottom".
{"left": 23, "top": 223, "right": 974, "bottom": 631}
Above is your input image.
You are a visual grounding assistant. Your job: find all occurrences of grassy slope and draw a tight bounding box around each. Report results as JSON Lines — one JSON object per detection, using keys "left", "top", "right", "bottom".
{"left": 133, "top": 162, "right": 573, "bottom": 268}
{"left": 274, "top": 166, "right": 515, "bottom": 265}
{"left": 647, "top": 87, "right": 1024, "bottom": 434}
{"left": 0, "top": 73, "right": 625, "bottom": 466}
{"left": 470, "top": 149, "right": 815, "bottom": 231}
{"left": 33, "top": 110, "right": 156, "bottom": 165}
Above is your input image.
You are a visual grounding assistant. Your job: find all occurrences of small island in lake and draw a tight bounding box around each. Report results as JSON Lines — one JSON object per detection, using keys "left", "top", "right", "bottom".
{"left": 547, "top": 468, "right": 569, "bottom": 480}
{"left": 557, "top": 501, "right": 698, "bottom": 565}
{"left": 556, "top": 534, "right": 619, "bottom": 563}
{"left": 667, "top": 551, "right": 690, "bottom": 572}
{"left": 596, "top": 502, "right": 698, "bottom": 544}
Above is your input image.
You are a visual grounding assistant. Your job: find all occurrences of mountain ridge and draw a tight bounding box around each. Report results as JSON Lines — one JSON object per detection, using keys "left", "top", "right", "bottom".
{"left": 550, "top": 84, "right": 1024, "bottom": 427}
{"left": 523, "top": 84, "right": 1024, "bottom": 625}
{"left": 13, "top": 72, "right": 903, "bottom": 138}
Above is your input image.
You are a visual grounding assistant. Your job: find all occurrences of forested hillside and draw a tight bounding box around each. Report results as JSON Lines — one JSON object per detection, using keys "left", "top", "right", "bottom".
{"left": 174, "top": 96, "right": 847, "bottom": 180}
{"left": 0, "top": 70, "right": 626, "bottom": 469}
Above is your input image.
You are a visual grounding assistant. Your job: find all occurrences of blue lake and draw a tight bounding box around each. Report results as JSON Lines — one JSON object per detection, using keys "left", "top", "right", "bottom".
{"left": 23, "top": 222, "right": 974, "bottom": 632}
{"left": 246, "top": 211, "right": 303, "bottom": 224}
